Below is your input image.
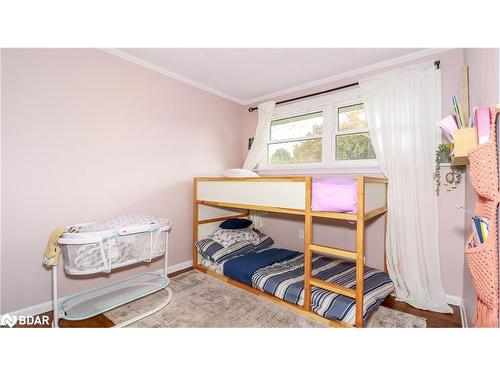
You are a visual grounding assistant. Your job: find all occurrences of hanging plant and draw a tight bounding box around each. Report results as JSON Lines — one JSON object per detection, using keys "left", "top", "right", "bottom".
{"left": 434, "top": 143, "right": 465, "bottom": 195}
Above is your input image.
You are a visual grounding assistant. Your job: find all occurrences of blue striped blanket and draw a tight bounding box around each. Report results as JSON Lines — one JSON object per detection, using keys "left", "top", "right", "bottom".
{"left": 225, "top": 250, "right": 394, "bottom": 325}
{"left": 223, "top": 248, "right": 298, "bottom": 285}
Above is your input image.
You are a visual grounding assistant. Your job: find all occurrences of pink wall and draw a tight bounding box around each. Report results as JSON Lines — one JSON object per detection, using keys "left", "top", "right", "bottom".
{"left": 0, "top": 49, "right": 244, "bottom": 313}
{"left": 462, "top": 48, "right": 499, "bottom": 326}
{"left": 242, "top": 49, "right": 467, "bottom": 299}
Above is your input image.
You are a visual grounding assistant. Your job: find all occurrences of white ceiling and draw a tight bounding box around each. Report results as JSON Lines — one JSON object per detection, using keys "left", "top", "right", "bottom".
{"left": 116, "top": 48, "right": 433, "bottom": 104}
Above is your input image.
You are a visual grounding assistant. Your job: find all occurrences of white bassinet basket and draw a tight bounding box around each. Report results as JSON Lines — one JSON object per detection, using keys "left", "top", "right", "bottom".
{"left": 50, "top": 214, "right": 173, "bottom": 328}
{"left": 59, "top": 214, "right": 171, "bottom": 275}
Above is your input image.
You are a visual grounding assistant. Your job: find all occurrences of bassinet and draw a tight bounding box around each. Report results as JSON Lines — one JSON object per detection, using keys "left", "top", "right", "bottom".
{"left": 50, "top": 214, "right": 173, "bottom": 327}
{"left": 58, "top": 214, "right": 170, "bottom": 275}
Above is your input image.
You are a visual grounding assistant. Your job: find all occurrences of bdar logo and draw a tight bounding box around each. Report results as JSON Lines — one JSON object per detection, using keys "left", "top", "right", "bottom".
{"left": 0, "top": 313, "right": 18, "bottom": 328}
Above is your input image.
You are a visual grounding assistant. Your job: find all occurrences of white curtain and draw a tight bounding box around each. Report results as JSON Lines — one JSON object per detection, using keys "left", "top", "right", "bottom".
{"left": 243, "top": 101, "right": 275, "bottom": 170}
{"left": 360, "top": 61, "right": 452, "bottom": 313}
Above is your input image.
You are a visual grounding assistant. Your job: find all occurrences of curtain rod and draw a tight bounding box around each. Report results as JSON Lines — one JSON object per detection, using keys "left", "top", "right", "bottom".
{"left": 248, "top": 59, "right": 441, "bottom": 112}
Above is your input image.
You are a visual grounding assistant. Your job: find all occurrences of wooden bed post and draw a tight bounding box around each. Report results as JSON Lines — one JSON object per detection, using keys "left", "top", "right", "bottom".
{"left": 380, "top": 178, "right": 389, "bottom": 274}
{"left": 355, "top": 176, "right": 365, "bottom": 328}
{"left": 193, "top": 178, "right": 199, "bottom": 270}
{"left": 304, "top": 176, "right": 312, "bottom": 312}
{"left": 383, "top": 212, "right": 388, "bottom": 273}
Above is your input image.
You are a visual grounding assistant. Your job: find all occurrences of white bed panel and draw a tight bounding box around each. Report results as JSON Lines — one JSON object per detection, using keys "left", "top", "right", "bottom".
{"left": 364, "top": 182, "right": 387, "bottom": 213}
{"left": 197, "top": 181, "right": 306, "bottom": 210}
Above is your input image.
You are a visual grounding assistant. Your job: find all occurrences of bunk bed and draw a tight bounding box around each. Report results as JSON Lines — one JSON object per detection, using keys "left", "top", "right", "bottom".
{"left": 193, "top": 176, "right": 391, "bottom": 328}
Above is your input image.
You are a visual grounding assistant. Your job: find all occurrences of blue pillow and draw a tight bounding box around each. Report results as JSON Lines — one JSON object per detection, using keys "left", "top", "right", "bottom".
{"left": 219, "top": 218, "right": 252, "bottom": 230}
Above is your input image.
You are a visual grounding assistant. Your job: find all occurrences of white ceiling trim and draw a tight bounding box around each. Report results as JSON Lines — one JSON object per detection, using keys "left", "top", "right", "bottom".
{"left": 102, "top": 48, "right": 452, "bottom": 107}
{"left": 243, "top": 48, "right": 452, "bottom": 105}
{"left": 101, "top": 48, "right": 246, "bottom": 104}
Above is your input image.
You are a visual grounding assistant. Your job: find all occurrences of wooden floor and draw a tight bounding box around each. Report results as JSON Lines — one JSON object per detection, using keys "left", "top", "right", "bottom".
{"left": 14, "top": 267, "right": 462, "bottom": 328}
{"left": 381, "top": 296, "right": 462, "bottom": 328}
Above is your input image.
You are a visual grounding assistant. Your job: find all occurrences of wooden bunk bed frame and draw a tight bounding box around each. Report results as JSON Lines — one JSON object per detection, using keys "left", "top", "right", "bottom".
{"left": 193, "top": 176, "right": 388, "bottom": 328}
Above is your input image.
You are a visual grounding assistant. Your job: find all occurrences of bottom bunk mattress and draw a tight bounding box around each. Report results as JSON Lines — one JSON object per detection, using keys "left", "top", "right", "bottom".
{"left": 222, "top": 249, "right": 394, "bottom": 325}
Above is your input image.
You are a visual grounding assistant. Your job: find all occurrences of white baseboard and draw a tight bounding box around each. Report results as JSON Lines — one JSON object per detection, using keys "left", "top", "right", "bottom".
{"left": 167, "top": 260, "right": 193, "bottom": 274}
{"left": 445, "top": 294, "right": 462, "bottom": 307}
{"left": 445, "top": 294, "right": 467, "bottom": 328}
{"left": 6, "top": 260, "right": 193, "bottom": 318}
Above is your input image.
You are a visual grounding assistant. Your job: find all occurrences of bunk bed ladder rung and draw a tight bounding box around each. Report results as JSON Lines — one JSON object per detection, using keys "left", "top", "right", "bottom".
{"left": 309, "top": 243, "right": 356, "bottom": 260}
{"left": 309, "top": 277, "right": 356, "bottom": 299}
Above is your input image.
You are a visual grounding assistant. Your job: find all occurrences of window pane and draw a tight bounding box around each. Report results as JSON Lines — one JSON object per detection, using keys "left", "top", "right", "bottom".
{"left": 338, "top": 103, "right": 367, "bottom": 132}
{"left": 336, "top": 133, "right": 376, "bottom": 160}
{"left": 268, "top": 139, "right": 322, "bottom": 165}
{"left": 270, "top": 111, "right": 323, "bottom": 141}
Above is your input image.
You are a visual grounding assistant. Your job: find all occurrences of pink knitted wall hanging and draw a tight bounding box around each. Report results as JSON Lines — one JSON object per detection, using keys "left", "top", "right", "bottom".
{"left": 465, "top": 109, "right": 500, "bottom": 328}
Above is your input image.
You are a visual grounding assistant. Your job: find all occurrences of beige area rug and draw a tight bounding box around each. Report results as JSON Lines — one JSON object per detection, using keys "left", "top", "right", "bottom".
{"left": 105, "top": 270, "right": 426, "bottom": 328}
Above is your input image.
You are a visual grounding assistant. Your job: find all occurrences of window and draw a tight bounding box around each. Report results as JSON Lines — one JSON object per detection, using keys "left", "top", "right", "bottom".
{"left": 261, "top": 89, "right": 378, "bottom": 173}
{"left": 335, "top": 103, "right": 376, "bottom": 160}
{"left": 268, "top": 111, "right": 323, "bottom": 165}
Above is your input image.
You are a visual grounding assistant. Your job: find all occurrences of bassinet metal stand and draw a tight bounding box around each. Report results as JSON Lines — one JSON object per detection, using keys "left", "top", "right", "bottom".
{"left": 113, "top": 251, "right": 172, "bottom": 328}
{"left": 52, "top": 226, "right": 173, "bottom": 328}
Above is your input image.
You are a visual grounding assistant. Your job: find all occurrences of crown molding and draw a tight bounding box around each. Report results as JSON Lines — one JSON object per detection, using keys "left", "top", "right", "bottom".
{"left": 101, "top": 48, "right": 247, "bottom": 105}
{"left": 242, "top": 48, "right": 453, "bottom": 105}
{"left": 102, "top": 48, "right": 453, "bottom": 108}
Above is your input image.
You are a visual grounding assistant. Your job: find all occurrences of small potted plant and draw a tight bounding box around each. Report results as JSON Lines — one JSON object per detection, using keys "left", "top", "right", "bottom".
{"left": 434, "top": 143, "right": 464, "bottom": 195}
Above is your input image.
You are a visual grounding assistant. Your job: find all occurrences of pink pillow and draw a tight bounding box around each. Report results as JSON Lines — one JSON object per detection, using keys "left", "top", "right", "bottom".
{"left": 311, "top": 177, "right": 357, "bottom": 213}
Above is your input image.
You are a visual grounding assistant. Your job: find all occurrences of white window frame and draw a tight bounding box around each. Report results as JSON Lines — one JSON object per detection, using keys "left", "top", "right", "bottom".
{"left": 258, "top": 87, "right": 380, "bottom": 175}
{"left": 266, "top": 108, "right": 326, "bottom": 167}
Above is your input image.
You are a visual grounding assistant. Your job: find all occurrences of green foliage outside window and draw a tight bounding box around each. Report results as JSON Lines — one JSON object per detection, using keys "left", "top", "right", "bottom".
{"left": 270, "top": 147, "right": 292, "bottom": 164}
{"left": 336, "top": 104, "right": 375, "bottom": 160}
{"left": 336, "top": 133, "right": 376, "bottom": 160}
{"left": 268, "top": 103, "right": 376, "bottom": 165}
{"left": 269, "top": 124, "right": 322, "bottom": 165}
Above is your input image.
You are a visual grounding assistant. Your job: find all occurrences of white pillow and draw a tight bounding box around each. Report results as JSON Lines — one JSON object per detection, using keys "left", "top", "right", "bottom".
{"left": 208, "top": 228, "right": 260, "bottom": 248}
{"left": 221, "top": 168, "right": 259, "bottom": 178}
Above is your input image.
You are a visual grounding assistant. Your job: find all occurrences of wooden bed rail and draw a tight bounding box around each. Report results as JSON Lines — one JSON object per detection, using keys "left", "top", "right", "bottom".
{"left": 198, "top": 200, "right": 304, "bottom": 216}
{"left": 363, "top": 176, "right": 388, "bottom": 183}
{"left": 197, "top": 213, "right": 249, "bottom": 225}
{"left": 194, "top": 176, "right": 308, "bottom": 182}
